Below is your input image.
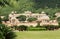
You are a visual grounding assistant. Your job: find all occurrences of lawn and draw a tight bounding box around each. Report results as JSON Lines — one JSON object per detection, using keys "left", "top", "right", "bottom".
{"left": 15, "top": 30, "right": 60, "bottom": 39}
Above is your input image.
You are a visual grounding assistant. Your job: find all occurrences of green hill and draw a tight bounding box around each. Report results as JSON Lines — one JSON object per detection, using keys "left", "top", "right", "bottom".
{"left": 0, "top": 0, "right": 60, "bottom": 16}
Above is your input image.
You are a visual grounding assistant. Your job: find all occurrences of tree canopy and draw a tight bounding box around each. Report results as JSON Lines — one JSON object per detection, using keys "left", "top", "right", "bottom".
{"left": 0, "top": 0, "right": 60, "bottom": 18}
{"left": 17, "top": 15, "right": 26, "bottom": 21}
{"left": 0, "top": 24, "right": 16, "bottom": 39}
{"left": 27, "top": 17, "right": 37, "bottom": 22}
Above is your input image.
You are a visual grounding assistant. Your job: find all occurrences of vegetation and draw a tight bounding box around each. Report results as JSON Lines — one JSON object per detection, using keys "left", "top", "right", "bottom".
{"left": 0, "top": 24, "right": 16, "bottom": 39}
{"left": 27, "top": 17, "right": 37, "bottom": 22}
{"left": 14, "top": 26, "right": 18, "bottom": 30}
{"left": 0, "top": 0, "right": 60, "bottom": 39}
{"left": 18, "top": 25, "right": 28, "bottom": 31}
{"left": 0, "top": 0, "right": 60, "bottom": 18}
{"left": 45, "top": 25, "right": 59, "bottom": 30}
{"left": 17, "top": 15, "right": 26, "bottom": 22}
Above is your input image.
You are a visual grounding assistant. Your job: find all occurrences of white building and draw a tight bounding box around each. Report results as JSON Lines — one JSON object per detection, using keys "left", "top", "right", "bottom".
{"left": 2, "top": 11, "right": 59, "bottom": 26}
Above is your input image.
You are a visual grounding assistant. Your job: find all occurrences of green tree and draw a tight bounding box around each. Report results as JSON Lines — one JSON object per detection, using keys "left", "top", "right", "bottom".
{"left": 17, "top": 15, "right": 26, "bottom": 22}
{"left": 0, "top": 0, "right": 60, "bottom": 16}
{"left": 0, "top": 24, "right": 16, "bottom": 39}
{"left": 27, "top": 17, "right": 37, "bottom": 22}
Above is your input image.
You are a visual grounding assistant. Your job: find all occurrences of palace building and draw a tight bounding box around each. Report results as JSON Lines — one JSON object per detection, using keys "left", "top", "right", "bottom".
{"left": 2, "top": 11, "right": 59, "bottom": 27}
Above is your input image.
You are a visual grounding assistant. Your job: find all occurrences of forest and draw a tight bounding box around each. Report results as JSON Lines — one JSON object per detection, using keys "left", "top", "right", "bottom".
{"left": 0, "top": 0, "right": 60, "bottom": 17}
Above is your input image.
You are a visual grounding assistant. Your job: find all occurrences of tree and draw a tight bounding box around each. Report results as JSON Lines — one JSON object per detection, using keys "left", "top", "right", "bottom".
{"left": 27, "top": 17, "right": 37, "bottom": 22}
{"left": 17, "top": 15, "right": 26, "bottom": 22}
{"left": 0, "top": 24, "right": 16, "bottom": 39}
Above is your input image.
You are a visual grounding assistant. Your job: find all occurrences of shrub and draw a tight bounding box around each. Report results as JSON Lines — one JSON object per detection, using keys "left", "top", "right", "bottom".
{"left": 18, "top": 25, "right": 28, "bottom": 31}
{"left": 11, "top": 26, "right": 18, "bottom": 30}
{"left": 54, "top": 26, "right": 59, "bottom": 30}
{"left": 0, "top": 31, "right": 4, "bottom": 39}
{"left": 0, "top": 24, "right": 16, "bottom": 39}
{"left": 45, "top": 25, "right": 59, "bottom": 30}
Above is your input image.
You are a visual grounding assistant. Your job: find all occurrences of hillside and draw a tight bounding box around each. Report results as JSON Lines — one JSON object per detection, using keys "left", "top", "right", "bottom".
{"left": 0, "top": 0, "right": 60, "bottom": 17}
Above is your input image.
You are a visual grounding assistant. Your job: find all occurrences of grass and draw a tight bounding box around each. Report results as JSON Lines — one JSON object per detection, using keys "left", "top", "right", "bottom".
{"left": 15, "top": 30, "right": 60, "bottom": 39}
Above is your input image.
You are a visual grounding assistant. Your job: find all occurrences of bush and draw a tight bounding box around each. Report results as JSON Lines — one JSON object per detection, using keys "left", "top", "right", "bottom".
{"left": 0, "top": 31, "right": 4, "bottom": 39}
{"left": 11, "top": 26, "right": 18, "bottom": 30}
{"left": 54, "top": 26, "right": 59, "bottom": 30}
{"left": 18, "top": 25, "right": 28, "bottom": 31}
{"left": 45, "top": 25, "right": 59, "bottom": 30}
{"left": 0, "top": 24, "right": 16, "bottom": 39}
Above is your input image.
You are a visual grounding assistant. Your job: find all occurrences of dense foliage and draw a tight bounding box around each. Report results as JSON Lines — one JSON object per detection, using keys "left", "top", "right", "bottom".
{"left": 45, "top": 25, "right": 59, "bottom": 30}
{"left": 17, "top": 15, "right": 26, "bottom": 22}
{"left": 27, "top": 17, "right": 37, "bottom": 22}
{"left": 0, "top": 0, "right": 60, "bottom": 16}
{"left": 0, "top": 24, "right": 16, "bottom": 39}
{"left": 18, "top": 25, "right": 28, "bottom": 31}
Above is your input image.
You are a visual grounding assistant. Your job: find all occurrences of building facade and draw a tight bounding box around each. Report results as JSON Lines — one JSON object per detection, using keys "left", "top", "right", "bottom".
{"left": 2, "top": 11, "right": 59, "bottom": 26}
